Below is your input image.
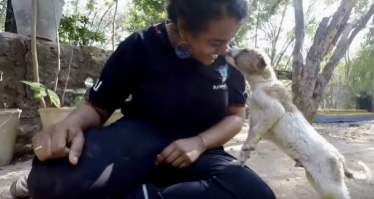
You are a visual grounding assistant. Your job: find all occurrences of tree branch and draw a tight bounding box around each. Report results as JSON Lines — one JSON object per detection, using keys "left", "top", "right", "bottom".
{"left": 271, "top": 3, "right": 288, "bottom": 66}
{"left": 275, "top": 37, "right": 294, "bottom": 68}
{"left": 111, "top": 0, "right": 118, "bottom": 50}
{"left": 321, "top": 0, "right": 356, "bottom": 55}
{"left": 323, "top": 7, "right": 352, "bottom": 58}
{"left": 322, "top": 2, "right": 374, "bottom": 84}
{"left": 292, "top": 0, "right": 305, "bottom": 77}
{"left": 269, "top": 0, "right": 288, "bottom": 15}
{"left": 304, "top": 0, "right": 356, "bottom": 78}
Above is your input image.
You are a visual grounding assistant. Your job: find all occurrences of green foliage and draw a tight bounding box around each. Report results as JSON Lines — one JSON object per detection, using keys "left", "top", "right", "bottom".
{"left": 21, "top": 77, "right": 93, "bottom": 108}
{"left": 59, "top": 14, "right": 106, "bottom": 46}
{"left": 86, "top": 0, "right": 96, "bottom": 11}
{"left": 327, "top": 22, "right": 374, "bottom": 108}
{"left": 65, "top": 88, "right": 88, "bottom": 106}
{"left": 345, "top": 25, "right": 374, "bottom": 94}
{"left": 125, "top": 0, "right": 286, "bottom": 45}
{"left": 353, "top": 0, "right": 369, "bottom": 16}
{"left": 237, "top": 0, "right": 279, "bottom": 44}
{"left": 21, "top": 81, "right": 61, "bottom": 108}
{"left": 134, "top": 0, "right": 166, "bottom": 16}
{"left": 64, "top": 77, "right": 94, "bottom": 106}
{"left": 346, "top": 54, "right": 374, "bottom": 94}
{"left": 123, "top": 0, "right": 166, "bottom": 32}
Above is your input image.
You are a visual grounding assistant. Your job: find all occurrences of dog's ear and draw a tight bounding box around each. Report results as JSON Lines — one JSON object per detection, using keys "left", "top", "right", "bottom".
{"left": 256, "top": 53, "right": 268, "bottom": 70}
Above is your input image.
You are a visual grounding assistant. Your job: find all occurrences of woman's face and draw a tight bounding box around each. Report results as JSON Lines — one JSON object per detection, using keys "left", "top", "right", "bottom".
{"left": 180, "top": 16, "right": 242, "bottom": 65}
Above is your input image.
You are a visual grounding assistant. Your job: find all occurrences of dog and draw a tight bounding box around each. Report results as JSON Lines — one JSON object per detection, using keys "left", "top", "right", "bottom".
{"left": 225, "top": 47, "right": 372, "bottom": 199}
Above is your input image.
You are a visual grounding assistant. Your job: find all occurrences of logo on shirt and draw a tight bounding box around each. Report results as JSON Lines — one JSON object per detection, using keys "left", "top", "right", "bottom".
{"left": 213, "top": 84, "right": 227, "bottom": 90}
{"left": 217, "top": 64, "right": 228, "bottom": 84}
{"left": 93, "top": 80, "right": 102, "bottom": 91}
{"left": 212, "top": 64, "right": 229, "bottom": 90}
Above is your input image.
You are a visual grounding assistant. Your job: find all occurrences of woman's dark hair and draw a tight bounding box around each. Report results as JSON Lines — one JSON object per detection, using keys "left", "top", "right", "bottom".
{"left": 167, "top": 0, "right": 248, "bottom": 34}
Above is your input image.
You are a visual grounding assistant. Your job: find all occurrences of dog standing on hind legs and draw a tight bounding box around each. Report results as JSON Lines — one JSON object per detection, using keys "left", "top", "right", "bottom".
{"left": 225, "top": 47, "right": 372, "bottom": 199}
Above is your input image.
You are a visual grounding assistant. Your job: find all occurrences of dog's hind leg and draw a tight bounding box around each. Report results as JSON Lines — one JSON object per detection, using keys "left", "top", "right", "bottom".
{"left": 320, "top": 182, "right": 350, "bottom": 199}
{"left": 305, "top": 170, "right": 320, "bottom": 195}
{"left": 307, "top": 170, "right": 351, "bottom": 199}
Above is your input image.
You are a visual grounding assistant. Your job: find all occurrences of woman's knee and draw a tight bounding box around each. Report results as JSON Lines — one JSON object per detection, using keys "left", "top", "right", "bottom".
{"left": 218, "top": 165, "right": 276, "bottom": 199}
{"left": 27, "top": 158, "right": 87, "bottom": 199}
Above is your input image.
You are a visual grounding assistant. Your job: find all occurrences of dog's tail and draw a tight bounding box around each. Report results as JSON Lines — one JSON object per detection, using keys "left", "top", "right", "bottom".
{"left": 340, "top": 157, "right": 371, "bottom": 180}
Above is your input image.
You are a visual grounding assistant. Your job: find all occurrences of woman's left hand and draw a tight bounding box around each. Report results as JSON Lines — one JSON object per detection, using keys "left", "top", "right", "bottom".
{"left": 156, "top": 136, "right": 206, "bottom": 168}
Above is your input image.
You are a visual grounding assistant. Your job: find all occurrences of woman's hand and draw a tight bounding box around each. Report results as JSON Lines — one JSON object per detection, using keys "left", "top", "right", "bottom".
{"left": 32, "top": 103, "right": 107, "bottom": 165}
{"left": 156, "top": 135, "right": 206, "bottom": 168}
{"left": 32, "top": 120, "right": 85, "bottom": 165}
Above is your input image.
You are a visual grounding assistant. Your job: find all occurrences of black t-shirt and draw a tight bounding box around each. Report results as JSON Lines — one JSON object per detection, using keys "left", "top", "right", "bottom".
{"left": 88, "top": 22, "right": 247, "bottom": 135}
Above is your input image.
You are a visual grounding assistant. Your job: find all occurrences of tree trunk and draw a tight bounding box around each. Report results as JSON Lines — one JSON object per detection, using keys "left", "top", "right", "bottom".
{"left": 5, "top": 0, "right": 17, "bottom": 33}
{"left": 291, "top": 0, "right": 374, "bottom": 123}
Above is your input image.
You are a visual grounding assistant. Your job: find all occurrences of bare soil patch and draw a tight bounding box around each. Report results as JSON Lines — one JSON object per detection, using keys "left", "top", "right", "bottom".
{"left": 1, "top": 121, "right": 373, "bottom": 198}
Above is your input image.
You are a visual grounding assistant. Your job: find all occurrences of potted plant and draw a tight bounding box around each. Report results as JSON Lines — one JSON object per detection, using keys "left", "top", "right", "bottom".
{"left": 12, "top": 0, "right": 65, "bottom": 41}
{"left": 0, "top": 107, "right": 22, "bottom": 166}
{"left": 0, "top": 71, "right": 23, "bottom": 166}
{"left": 21, "top": 79, "right": 123, "bottom": 128}
{"left": 20, "top": 0, "right": 121, "bottom": 129}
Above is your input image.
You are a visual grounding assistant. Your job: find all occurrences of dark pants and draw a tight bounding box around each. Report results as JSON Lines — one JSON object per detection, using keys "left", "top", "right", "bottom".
{"left": 27, "top": 119, "right": 275, "bottom": 199}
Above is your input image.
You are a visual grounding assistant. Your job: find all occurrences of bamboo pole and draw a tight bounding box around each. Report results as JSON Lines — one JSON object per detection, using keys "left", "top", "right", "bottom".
{"left": 31, "top": 0, "right": 47, "bottom": 108}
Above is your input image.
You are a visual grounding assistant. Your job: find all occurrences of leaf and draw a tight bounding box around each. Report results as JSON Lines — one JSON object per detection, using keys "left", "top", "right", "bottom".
{"left": 29, "top": 86, "right": 44, "bottom": 93}
{"left": 33, "top": 89, "right": 47, "bottom": 99}
{"left": 72, "top": 96, "right": 85, "bottom": 106}
{"left": 74, "top": 88, "right": 87, "bottom": 95}
{"left": 64, "top": 89, "right": 75, "bottom": 93}
{"left": 64, "top": 88, "right": 87, "bottom": 95}
{"left": 21, "top": 80, "right": 48, "bottom": 99}
{"left": 46, "top": 89, "right": 61, "bottom": 108}
{"left": 105, "top": 1, "right": 113, "bottom": 6}
{"left": 20, "top": 80, "right": 45, "bottom": 88}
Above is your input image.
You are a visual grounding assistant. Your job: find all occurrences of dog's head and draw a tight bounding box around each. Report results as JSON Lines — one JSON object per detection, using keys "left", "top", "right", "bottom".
{"left": 225, "top": 47, "right": 275, "bottom": 82}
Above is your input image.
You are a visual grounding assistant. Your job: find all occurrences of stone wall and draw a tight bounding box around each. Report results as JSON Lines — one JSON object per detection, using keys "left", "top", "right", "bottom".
{"left": 0, "top": 32, "right": 113, "bottom": 156}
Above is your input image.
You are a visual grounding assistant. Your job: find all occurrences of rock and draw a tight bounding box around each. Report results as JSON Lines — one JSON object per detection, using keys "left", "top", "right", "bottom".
{"left": 0, "top": 32, "right": 113, "bottom": 158}
{"left": 348, "top": 123, "right": 360, "bottom": 127}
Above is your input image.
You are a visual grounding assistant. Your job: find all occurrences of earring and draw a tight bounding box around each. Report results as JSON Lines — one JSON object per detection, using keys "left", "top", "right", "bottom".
{"left": 175, "top": 42, "right": 192, "bottom": 59}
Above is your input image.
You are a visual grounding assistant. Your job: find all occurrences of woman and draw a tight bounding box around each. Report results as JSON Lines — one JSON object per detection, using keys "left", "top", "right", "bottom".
{"left": 11, "top": 0, "right": 276, "bottom": 198}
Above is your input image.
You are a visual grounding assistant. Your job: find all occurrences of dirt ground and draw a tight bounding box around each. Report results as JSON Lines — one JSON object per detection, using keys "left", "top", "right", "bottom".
{"left": 1, "top": 121, "right": 373, "bottom": 199}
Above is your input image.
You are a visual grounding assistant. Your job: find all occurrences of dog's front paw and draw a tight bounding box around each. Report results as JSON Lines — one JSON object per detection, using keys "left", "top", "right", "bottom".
{"left": 230, "top": 159, "right": 242, "bottom": 166}
{"left": 238, "top": 149, "right": 251, "bottom": 166}
{"left": 231, "top": 158, "right": 246, "bottom": 167}
{"left": 294, "top": 160, "right": 304, "bottom": 168}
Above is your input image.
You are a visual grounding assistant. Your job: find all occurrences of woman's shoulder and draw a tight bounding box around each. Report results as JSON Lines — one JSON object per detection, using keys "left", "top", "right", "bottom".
{"left": 120, "top": 23, "right": 162, "bottom": 45}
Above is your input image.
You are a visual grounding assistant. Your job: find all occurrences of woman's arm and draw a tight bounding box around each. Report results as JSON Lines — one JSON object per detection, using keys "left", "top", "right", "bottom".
{"left": 198, "top": 105, "right": 246, "bottom": 150}
{"left": 198, "top": 64, "right": 248, "bottom": 150}
{"left": 155, "top": 105, "right": 246, "bottom": 168}
{"left": 59, "top": 32, "right": 144, "bottom": 131}
{"left": 60, "top": 102, "right": 111, "bottom": 131}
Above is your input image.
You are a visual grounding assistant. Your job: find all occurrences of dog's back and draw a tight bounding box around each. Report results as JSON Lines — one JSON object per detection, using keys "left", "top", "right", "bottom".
{"left": 262, "top": 83, "right": 297, "bottom": 113}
